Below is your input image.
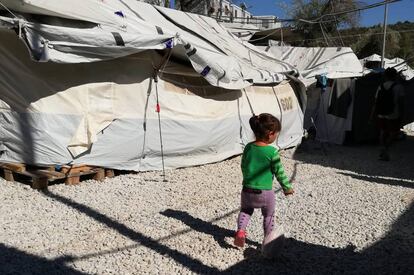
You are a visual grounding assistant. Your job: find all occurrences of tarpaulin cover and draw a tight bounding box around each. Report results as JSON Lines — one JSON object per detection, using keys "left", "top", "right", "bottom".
{"left": 0, "top": 25, "right": 304, "bottom": 171}
{"left": 0, "top": 0, "right": 297, "bottom": 89}
{"left": 261, "top": 45, "right": 363, "bottom": 85}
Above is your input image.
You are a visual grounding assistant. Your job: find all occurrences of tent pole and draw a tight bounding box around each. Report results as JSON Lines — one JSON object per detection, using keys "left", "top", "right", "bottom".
{"left": 152, "top": 49, "right": 172, "bottom": 182}
{"left": 381, "top": 3, "right": 389, "bottom": 68}
{"left": 154, "top": 73, "right": 167, "bottom": 182}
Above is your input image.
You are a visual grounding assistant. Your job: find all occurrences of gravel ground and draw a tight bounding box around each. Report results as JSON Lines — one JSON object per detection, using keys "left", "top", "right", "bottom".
{"left": 1, "top": 135, "right": 413, "bottom": 275}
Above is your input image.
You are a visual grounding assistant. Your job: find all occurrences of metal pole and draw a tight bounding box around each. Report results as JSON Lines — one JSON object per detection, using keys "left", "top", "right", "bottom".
{"left": 154, "top": 74, "right": 167, "bottom": 182}
{"left": 219, "top": 0, "right": 223, "bottom": 20}
{"left": 381, "top": 3, "right": 389, "bottom": 68}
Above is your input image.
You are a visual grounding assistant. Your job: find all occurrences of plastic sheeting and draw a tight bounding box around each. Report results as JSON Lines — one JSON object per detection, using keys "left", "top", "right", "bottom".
{"left": 0, "top": 29, "right": 304, "bottom": 171}
{"left": 405, "top": 123, "right": 414, "bottom": 132}
{"left": 304, "top": 79, "right": 354, "bottom": 145}
{"left": 361, "top": 54, "right": 414, "bottom": 81}
{"left": 0, "top": 0, "right": 297, "bottom": 89}
{"left": 220, "top": 22, "right": 259, "bottom": 41}
{"left": 260, "top": 46, "right": 363, "bottom": 85}
{"left": 258, "top": 45, "right": 362, "bottom": 144}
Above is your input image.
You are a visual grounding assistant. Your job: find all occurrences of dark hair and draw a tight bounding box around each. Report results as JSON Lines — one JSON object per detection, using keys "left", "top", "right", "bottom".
{"left": 384, "top": 67, "right": 398, "bottom": 81}
{"left": 249, "top": 113, "right": 281, "bottom": 140}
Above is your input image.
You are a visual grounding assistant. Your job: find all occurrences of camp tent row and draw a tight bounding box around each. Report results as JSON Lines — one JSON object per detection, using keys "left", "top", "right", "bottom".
{"left": 0, "top": 0, "right": 305, "bottom": 171}
{"left": 261, "top": 46, "right": 363, "bottom": 85}
{"left": 361, "top": 54, "right": 414, "bottom": 81}
{"left": 261, "top": 45, "right": 364, "bottom": 144}
{"left": 263, "top": 45, "right": 414, "bottom": 145}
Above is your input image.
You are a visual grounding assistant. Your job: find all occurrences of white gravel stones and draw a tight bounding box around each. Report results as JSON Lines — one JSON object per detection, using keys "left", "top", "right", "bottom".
{"left": 0, "top": 136, "right": 413, "bottom": 274}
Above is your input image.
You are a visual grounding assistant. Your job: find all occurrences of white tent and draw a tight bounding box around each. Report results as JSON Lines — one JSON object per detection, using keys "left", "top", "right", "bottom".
{"left": 360, "top": 54, "right": 414, "bottom": 81}
{"left": 0, "top": 0, "right": 298, "bottom": 87}
{"left": 261, "top": 46, "right": 363, "bottom": 86}
{"left": 220, "top": 22, "right": 260, "bottom": 41}
{"left": 260, "top": 45, "right": 364, "bottom": 144}
{"left": 405, "top": 123, "right": 414, "bottom": 132}
{"left": 0, "top": 1, "right": 305, "bottom": 171}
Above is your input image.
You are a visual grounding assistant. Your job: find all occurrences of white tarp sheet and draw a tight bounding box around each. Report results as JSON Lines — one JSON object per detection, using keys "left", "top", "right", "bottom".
{"left": 220, "top": 22, "right": 259, "bottom": 41}
{"left": 259, "top": 45, "right": 361, "bottom": 144}
{"left": 361, "top": 54, "right": 414, "bottom": 81}
{"left": 305, "top": 80, "right": 354, "bottom": 145}
{"left": 260, "top": 46, "right": 363, "bottom": 85}
{"left": 0, "top": 0, "right": 297, "bottom": 90}
{"left": 404, "top": 123, "right": 414, "bottom": 132}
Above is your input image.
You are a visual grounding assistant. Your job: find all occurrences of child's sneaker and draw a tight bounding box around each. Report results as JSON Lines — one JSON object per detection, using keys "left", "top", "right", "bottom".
{"left": 262, "top": 226, "right": 285, "bottom": 259}
{"left": 234, "top": 230, "right": 246, "bottom": 247}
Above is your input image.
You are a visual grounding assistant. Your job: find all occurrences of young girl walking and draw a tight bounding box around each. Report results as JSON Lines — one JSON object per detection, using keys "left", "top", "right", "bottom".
{"left": 234, "top": 113, "right": 294, "bottom": 247}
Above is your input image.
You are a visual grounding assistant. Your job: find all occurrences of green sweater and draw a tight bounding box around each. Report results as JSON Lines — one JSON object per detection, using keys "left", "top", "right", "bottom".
{"left": 241, "top": 142, "right": 292, "bottom": 191}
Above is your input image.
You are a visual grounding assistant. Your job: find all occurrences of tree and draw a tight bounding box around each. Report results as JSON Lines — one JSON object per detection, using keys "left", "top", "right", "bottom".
{"left": 396, "top": 32, "right": 412, "bottom": 60}
{"left": 175, "top": 0, "right": 211, "bottom": 14}
{"left": 285, "top": 0, "right": 363, "bottom": 47}
{"left": 142, "top": 0, "right": 165, "bottom": 5}
{"left": 351, "top": 26, "right": 401, "bottom": 59}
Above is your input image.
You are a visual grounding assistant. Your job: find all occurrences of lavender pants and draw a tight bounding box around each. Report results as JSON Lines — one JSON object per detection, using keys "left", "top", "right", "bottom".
{"left": 237, "top": 189, "right": 275, "bottom": 237}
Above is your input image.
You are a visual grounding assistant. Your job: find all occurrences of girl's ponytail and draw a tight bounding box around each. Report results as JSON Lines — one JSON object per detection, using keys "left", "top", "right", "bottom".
{"left": 248, "top": 113, "right": 281, "bottom": 141}
{"left": 249, "top": 115, "right": 260, "bottom": 132}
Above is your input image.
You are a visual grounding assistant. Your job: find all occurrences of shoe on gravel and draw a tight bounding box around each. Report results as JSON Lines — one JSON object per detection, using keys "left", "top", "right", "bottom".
{"left": 234, "top": 230, "right": 246, "bottom": 248}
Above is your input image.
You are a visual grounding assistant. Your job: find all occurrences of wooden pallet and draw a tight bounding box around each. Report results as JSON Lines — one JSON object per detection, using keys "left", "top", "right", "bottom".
{"left": 0, "top": 162, "right": 115, "bottom": 189}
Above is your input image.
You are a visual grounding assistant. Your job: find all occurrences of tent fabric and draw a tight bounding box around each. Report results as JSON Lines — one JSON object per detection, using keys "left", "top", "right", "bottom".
{"left": 260, "top": 46, "right": 363, "bottom": 85}
{"left": 360, "top": 54, "right": 414, "bottom": 81}
{"left": 405, "top": 123, "right": 414, "bottom": 132}
{"left": 0, "top": 0, "right": 297, "bottom": 90}
{"left": 361, "top": 54, "right": 382, "bottom": 63}
{"left": 327, "top": 78, "right": 352, "bottom": 119}
{"left": 0, "top": 25, "right": 304, "bottom": 171}
{"left": 351, "top": 73, "right": 382, "bottom": 143}
{"left": 304, "top": 79, "right": 355, "bottom": 145}
{"left": 220, "top": 22, "right": 259, "bottom": 41}
{"left": 21, "top": 17, "right": 173, "bottom": 63}
{"left": 258, "top": 45, "right": 362, "bottom": 144}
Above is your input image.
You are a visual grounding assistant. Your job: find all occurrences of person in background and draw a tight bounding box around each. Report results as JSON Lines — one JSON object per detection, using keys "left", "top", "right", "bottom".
{"left": 372, "top": 67, "right": 405, "bottom": 161}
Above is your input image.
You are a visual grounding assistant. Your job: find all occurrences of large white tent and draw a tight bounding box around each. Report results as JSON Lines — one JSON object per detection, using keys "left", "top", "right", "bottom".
{"left": 0, "top": 1, "right": 305, "bottom": 171}
{"left": 261, "top": 45, "right": 364, "bottom": 144}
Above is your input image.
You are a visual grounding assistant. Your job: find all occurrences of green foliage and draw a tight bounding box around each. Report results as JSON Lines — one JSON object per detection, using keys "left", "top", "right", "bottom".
{"left": 397, "top": 32, "right": 411, "bottom": 59}
{"left": 345, "top": 22, "right": 414, "bottom": 66}
{"left": 350, "top": 27, "right": 401, "bottom": 59}
{"left": 287, "top": 7, "right": 414, "bottom": 66}
{"left": 286, "top": 0, "right": 362, "bottom": 46}
{"left": 175, "top": 0, "right": 209, "bottom": 13}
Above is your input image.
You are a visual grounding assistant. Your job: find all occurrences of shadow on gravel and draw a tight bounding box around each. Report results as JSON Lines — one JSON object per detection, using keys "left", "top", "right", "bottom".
{"left": 293, "top": 136, "right": 414, "bottom": 186}
{"left": 223, "top": 202, "right": 414, "bottom": 275}
{"left": 0, "top": 243, "right": 87, "bottom": 275}
{"left": 160, "top": 209, "right": 261, "bottom": 249}
{"left": 338, "top": 172, "right": 414, "bottom": 189}
{"left": 40, "top": 189, "right": 221, "bottom": 274}
{"left": 34, "top": 190, "right": 413, "bottom": 274}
